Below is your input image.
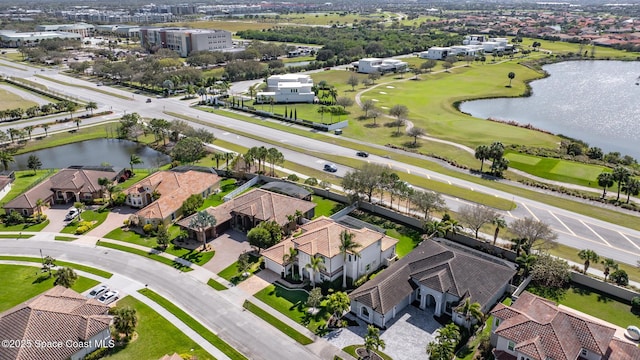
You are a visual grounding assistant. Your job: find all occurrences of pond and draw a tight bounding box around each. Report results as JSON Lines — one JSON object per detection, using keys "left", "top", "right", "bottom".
{"left": 11, "top": 138, "right": 171, "bottom": 171}
{"left": 459, "top": 60, "right": 640, "bottom": 158}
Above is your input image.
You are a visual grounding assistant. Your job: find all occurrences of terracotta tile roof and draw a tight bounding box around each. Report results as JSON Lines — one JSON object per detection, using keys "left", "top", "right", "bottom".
{"left": 178, "top": 188, "right": 315, "bottom": 230}
{"left": 605, "top": 338, "right": 640, "bottom": 360}
{"left": 4, "top": 168, "right": 117, "bottom": 210}
{"left": 0, "top": 286, "right": 111, "bottom": 360}
{"left": 130, "top": 170, "right": 220, "bottom": 221}
{"left": 491, "top": 292, "right": 626, "bottom": 360}
{"left": 292, "top": 216, "right": 397, "bottom": 259}
{"left": 350, "top": 240, "right": 515, "bottom": 315}
{"left": 261, "top": 238, "right": 295, "bottom": 265}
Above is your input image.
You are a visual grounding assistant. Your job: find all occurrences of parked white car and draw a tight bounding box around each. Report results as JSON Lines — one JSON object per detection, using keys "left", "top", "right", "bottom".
{"left": 64, "top": 208, "right": 80, "bottom": 221}
{"left": 86, "top": 285, "right": 108, "bottom": 299}
{"left": 97, "top": 290, "right": 119, "bottom": 304}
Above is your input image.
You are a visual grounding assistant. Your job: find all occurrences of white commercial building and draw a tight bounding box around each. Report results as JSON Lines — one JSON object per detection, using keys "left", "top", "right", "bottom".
{"left": 419, "top": 46, "right": 450, "bottom": 60}
{"left": 35, "top": 22, "right": 95, "bottom": 37}
{"left": 355, "top": 57, "right": 408, "bottom": 74}
{"left": 0, "top": 30, "right": 81, "bottom": 47}
{"left": 140, "top": 27, "right": 232, "bottom": 57}
{"left": 256, "top": 74, "right": 315, "bottom": 104}
{"left": 421, "top": 35, "right": 510, "bottom": 59}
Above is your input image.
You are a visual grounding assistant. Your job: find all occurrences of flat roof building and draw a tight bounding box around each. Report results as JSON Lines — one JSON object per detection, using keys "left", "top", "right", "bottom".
{"left": 140, "top": 27, "right": 232, "bottom": 57}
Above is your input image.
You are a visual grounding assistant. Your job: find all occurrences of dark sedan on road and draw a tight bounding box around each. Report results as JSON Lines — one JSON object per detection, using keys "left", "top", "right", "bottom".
{"left": 356, "top": 151, "right": 369, "bottom": 158}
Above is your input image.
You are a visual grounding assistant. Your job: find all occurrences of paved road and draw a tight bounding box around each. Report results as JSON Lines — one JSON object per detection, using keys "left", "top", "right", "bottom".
{"left": 2, "top": 60, "right": 640, "bottom": 266}
{"left": 0, "top": 238, "right": 321, "bottom": 360}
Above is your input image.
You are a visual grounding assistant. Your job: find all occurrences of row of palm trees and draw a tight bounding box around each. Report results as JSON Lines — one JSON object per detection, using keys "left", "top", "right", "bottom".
{"left": 241, "top": 146, "right": 284, "bottom": 175}
{"left": 577, "top": 249, "right": 620, "bottom": 281}
{"left": 0, "top": 100, "right": 91, "bottom": 123}
{"left": 597, "top": 165, "right": 640, "bottom": 203}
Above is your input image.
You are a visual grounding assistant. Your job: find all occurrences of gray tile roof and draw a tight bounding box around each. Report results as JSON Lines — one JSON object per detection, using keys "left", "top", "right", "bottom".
{"left": 350, "top": 239, "right": 515, "bottom": 315}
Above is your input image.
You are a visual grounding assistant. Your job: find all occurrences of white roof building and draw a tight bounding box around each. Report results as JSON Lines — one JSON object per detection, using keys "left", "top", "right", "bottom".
{"left": 356, "top": 57, "right": 408, "bottom": 74}
{"left": 257, "top": 74, "right": 315, "bottom": 104}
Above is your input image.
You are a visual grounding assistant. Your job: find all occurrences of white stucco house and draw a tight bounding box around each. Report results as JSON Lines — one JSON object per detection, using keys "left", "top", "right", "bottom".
{"left": 349, "top": 239, "right": 516, "bottom": 329}
{"left": 355, "top": 58, "right": 408, "bottom": 74}
{"left": 490, "top": 291, "right": 640, "bottom": 360}
{"left": 256, "top": 74, "right": 315, "bottom": 104}
{"left": 419, "top": 47, "right": 451, "bottom": 60}
{"left": 261, "top": 216, "right": 398, "bottom": 285}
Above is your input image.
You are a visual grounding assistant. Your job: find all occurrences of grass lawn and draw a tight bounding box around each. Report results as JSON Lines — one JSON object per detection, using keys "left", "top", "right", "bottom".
{"left": 218, "top": 254, "right": 262, "bottom": 284}
{"left": 528, "top": 283, "right": 640, "bottom": 329}
{"left": 60, "top": 209, "right": 109, "bottom": 234}
{"left": 103, "top": 227, "right": 215, "bottom": 266}
{"left": 242, "top": 300, "right": 314, "bottom": 345}
{"left": 253, "top": 283, "right": 330, "bottom": 333}
{"left": 505, "top": 151, "right": 610, "bottom": 189}
{"left": 35, "top": 74, "right": 132, "bottom": 100}
{"left": 207, "top": 278, "right": 228, "bottom": 290}
{"left": 343, "top": 345, "right": 393, "bottom": 360}
{"left": 0, "top": 169, "right": 54, "bottom": 207}
{"left": 138, "top": 288, "right": 247, "bottom": 360}
{"left": 97, "top": 241, "right": 193, "bottom": 272}
{"left": 0, "top": 255, "right": 113, "bottom": 278}
{"left": 519, "top": 37, "right": 640, "bottom": 60}
{"left": 0, "top": 264, "right": 98, "bottom": 311}
{"left": 349, "top": 210, "right": 422, "bottom": 258}
{"left": 156, "top": 20, "right": 275, "bottom": 33}
{"left": 15, "top": 123, "right": 119, "bottom": 155}
{"left": 117, "top": 168, "right": 155, "bottom": 189}
{"left": 199, "top": 178, "right": 238, "bottom": 210}
{"left": 0, "top": 220, "right": 49, "bottom": 231}
{"left": 54, "top": 235, "right": 77, "bottom": 241}
{"left": 104, "top": 296, "right": 213, "bottom": 360}
{"left": 0, "top": 87, "right": 39, "bottom": 111}
{"left": 0, "top": 233, "right": 33, "bottom": 238}
{"left": 311, "top": 195, "right": 343, "bottom": 218}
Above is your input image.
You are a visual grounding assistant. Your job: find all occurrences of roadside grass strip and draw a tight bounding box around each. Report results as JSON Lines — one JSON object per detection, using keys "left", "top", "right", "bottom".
{"left": 242, "top": 300, "right": 314, "bottom": 345}
{"left": 207, "top": 278, "right": 228, "bottom": 290}
{"left": 139, "top": 288, "right": 248, "bottom": 360}
{"left": 97, "top": 241, "right": 193, "bottom": 272}
{"left": 0, "top": 255, "right": 113, "bottom": 278}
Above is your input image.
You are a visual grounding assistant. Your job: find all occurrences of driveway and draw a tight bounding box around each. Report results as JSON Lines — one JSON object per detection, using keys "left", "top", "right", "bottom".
{"left": 202, "top": 229, "right": 253, "bottom": 274}
{"left": 324, "top": 305, "right": 440, "bottom": 360}
{"left": 88, "top": 206, "right": 137, "bottom": 238}
{"left": 42, "top": 204, "right": 74, "bottom": 232}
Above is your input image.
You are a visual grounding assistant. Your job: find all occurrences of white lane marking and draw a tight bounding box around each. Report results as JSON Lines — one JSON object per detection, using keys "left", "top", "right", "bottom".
{"left": 521, "top": 203, "right": 539, "bottom": 221}
{"left": 222, "top": 132, "right": 230, "bottom": 135}
{"left": 580, "top": 220, "right": 611, "bottom": 247}
{"left": 548, "top": 211, "right": 576, "bottom": 236}
{"left": 618, "top": 231, "right": 640, "bottom": 251}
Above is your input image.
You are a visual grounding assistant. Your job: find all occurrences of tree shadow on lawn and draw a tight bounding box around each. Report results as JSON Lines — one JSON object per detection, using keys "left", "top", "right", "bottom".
{"left": 32, "top": 274, "right": 51, "bottom": 284}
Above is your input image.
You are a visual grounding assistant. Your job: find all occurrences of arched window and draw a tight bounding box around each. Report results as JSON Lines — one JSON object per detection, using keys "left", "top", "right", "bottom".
{"left": 361, "top": 307, "right": 370, "bottom": 318}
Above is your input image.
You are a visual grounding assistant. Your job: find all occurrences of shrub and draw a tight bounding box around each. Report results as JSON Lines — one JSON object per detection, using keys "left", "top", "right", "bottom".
{"left": 93, "top": 198, "right": 105, "bottom": 205}
{"left": 84, "top": 346, "right": 112, "bottom": 360}
{"left": 632, "top": 296, "right": 640, "bottom": 311}
{"left": 287, "top": 174, "right": 299, "bottom": 182}
{"left": 78, "top": 221, "right": 93, "bottom": 229}
{"left": 5, "top": 211, "right": 24, "bottom": 225}
{"left": 143, "top": 223, "right": 155, "bottom": 234}
{"left": 353, "top": 274, "right": 368, "bottom": 287}
{"left": 75, "top": 226, "right": 90, "bottom": 234}
{"left": 610, "top": 269, "right": 629, "bottom": 286}
{"left": 304, "top": 177, "right": 318, "bottom": 186}
{"left": 123, "top": 219, "right": 130, "bottom": 226}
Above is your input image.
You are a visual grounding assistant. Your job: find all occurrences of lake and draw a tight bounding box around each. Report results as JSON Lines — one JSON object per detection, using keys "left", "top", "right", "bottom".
{"left": 459, "top": 60, "right": 640, "bottom": 158}
{"left": 11, "top": 138, "right": 171, "bottom": 171}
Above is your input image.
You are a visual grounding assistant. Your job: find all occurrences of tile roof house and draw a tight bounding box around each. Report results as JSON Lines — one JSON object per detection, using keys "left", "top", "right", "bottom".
{"left": 349, "top": 239, "right": 516, "bottom": 329}
{"left": 0, "top": 286, "right": 112, "bottom": 360}
{"left": 490, "top": 291, "right": 640, "bottom": 360}
{"left": 177, "top": 188, "right": 316, "bottom": 244}
{"left": 262, "top": 216, "right": 398, "bottom": 285}
{"left": 3, "top": 167, "right": 121, "bottom": 216}
{"left": 125, "top": 170, "right": 220, "bottom": 225}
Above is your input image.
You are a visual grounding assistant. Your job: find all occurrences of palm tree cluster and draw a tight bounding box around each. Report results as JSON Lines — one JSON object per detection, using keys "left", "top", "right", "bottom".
{"left": 0, "top": 100, "right": 78, "bottom": 123}
{"left": 577, "top": 249, "right": 620, "bottom": 282}
{"left": 474, "top": 141, "right": 510, "bottom": 177}
{"left": 241, "top": 146, "right": 284, "bottom": 175}
{"left": 597, "top": 165, "right": 639, "bottom": 204}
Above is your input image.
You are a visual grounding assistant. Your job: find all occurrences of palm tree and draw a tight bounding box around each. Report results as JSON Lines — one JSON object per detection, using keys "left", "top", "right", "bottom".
{"left": 0, "top": 149, "right": 15, "bottom": 171}
{"left": 339, "top": 230, "right": 361, "bottom": 289}
{"left": 35, "top": 198, "right": 47, "bottom": 216}
{"left": 53, "top": 267, "right": 78, "bottom": 288}
{"left": 507, "top": 71, "right": 516, "bottom": 87}
{"left": 65, "top": 101, "right": 78, "bottom": 120}
{"left": 224, "top": 152, "right": 235, "bottom": 169}
{"left": 24, "top": 125, "right": 34, "bottom": 140}
{"left": 113, "top": 307, "right": 137, "bottom": 339}
{"left": 491, "top": 216, "right": 507, "bottom": 245}
{"left": 597, "top": 172, "right": 614, "bottom": 198}
{"left": 578, "top": 249, "right": 599, "bottom": 273}
{"left": 305, "top": 255, "right": 325, "bottom": 288}
{"left": 475, "top": 145, "right": 490, "bottom": 172}
{"left": 515, "top": 253, "right": 537, "bottom": 277}
{"left": 98, "top": 177, "right": 111, "bottom": 202}
{"left": 105, "top": 184, "right": 121, "bottom": 207}
{"left": 601, "top": 258, "right": 618, "bottom": 282}
{"left": 189, "top": 210, "right": 217, "bottom": 250}
{"left": 212, "top": 152, "right": 225, "bottom": 169}
{"left": 282, "top": 247, "right": 298, "bottom": 279}
{"left": 129, "top": 154, "right": 143, "bottom": 174}
{"left": 74, "top": 118, "right": 82, "bottom": 129}
{"left": 327, "top": 87, "right": 338, "bottom": 104}
{"left": 7, "top": 128, "right": 19, "bottom": 143}
{"left": 612, "top": 165, "right": 631, "bottom": 202}
{"left": 85, "top": 101, "right": 98, "bottom": 116}
{"left": 364, "top": 325, "right": 386, "bottom": 358}
{"left": 456, "top": 298, "right": 484, "bottom": 328}
{"left": 42, "top": 124, "right": 50, "bottom": 137}
{"left": 622, "top": 178, "right": 640, "bottom": 204}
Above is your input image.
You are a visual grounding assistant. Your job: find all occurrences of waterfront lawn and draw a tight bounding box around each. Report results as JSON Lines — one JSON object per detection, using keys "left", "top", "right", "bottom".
{"left": 0, "top": 264, "right": 98, "bottom": 311}
{"left": 311, "top": 195, "right": 343, "bottom": 218}
{"left": 505, "top": 151, "right": 609, "bottom": 188}
{"left": 519, "top": 37, "right": 640, "bottom": 59}
{"left": 15, "top": 124, "right": 118, "bottom": 155}
{"left": 0, "top": 88, "right": 39, "bottom": 111}
{"left": 528, "top": 283, "right": 640, "bottom": 329}
{"left": 253, "top": 283, "right": 330, "bottom": 333}
{"left": 104, "top": 296, "right": 213, "bottom": 360}
{"left": 0, "top": 170, "right": 53, "bottom": 208}
{"left": 217, "top": 254, "right": 262, "bottom": 284}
